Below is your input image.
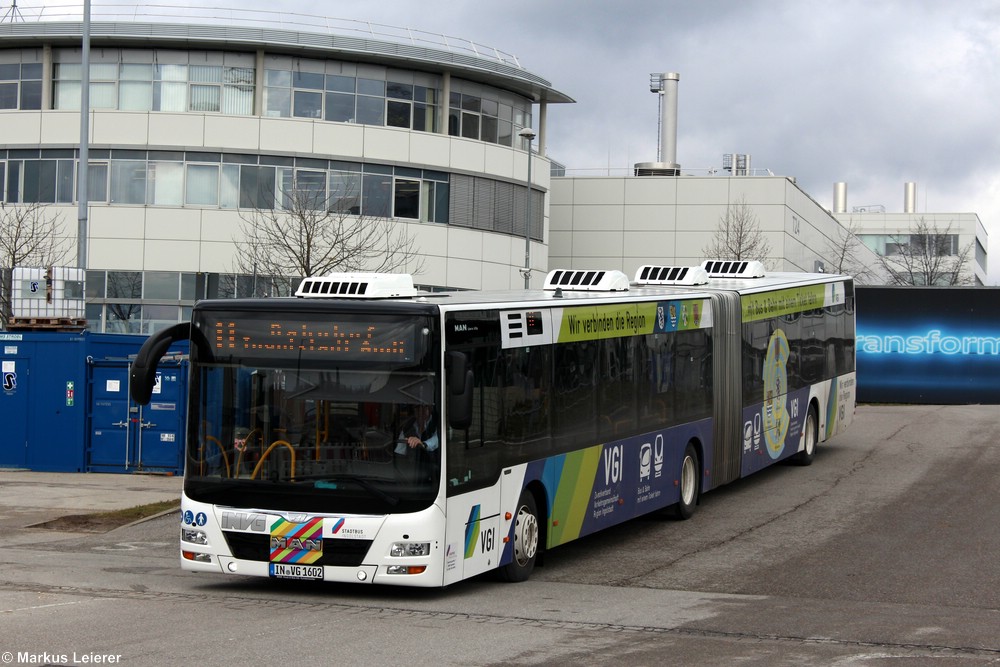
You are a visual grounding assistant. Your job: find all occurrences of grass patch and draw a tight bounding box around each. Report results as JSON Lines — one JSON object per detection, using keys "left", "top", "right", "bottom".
{"left": 92, "top": 499, "right": 181, "bottom": 523}
{"left": 34, "top": 499, "right": 181, "bottom": 533}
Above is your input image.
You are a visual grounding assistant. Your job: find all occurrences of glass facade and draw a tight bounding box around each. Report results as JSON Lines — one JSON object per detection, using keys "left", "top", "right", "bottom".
{"left": 84, "top": 270, "right": 296, "bottom": 334}
{"left": 40, "top": 48, "right": 532, "bottom": 141}
{"left": 0, "top": 149, "right": 453, "bottom": 223}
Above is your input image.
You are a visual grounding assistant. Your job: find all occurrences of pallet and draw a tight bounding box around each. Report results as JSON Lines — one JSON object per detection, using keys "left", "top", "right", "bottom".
{"left": 7, "top": 317, "right": 88, "bottom": 331}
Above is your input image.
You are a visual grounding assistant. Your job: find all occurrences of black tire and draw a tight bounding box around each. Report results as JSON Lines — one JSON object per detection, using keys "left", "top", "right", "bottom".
{"left": 672, "top": 442, "right": 700, "bottom": 520}
{"left": 795, "top": 407, "right": 818, "bottom": 466}
{"left": 498, "top": 490, "right": 540, "bottom": 582}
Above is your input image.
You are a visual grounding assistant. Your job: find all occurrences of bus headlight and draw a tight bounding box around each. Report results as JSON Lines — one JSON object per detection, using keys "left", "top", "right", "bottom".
{"left": 181, "top": 528, "right": 209, "bottom": 545}
{"left": 389, "top": 541, "right": 431, "bottom": 557}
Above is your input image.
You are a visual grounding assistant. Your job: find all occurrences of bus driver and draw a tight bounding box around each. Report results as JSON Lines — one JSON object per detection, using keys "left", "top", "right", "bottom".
{"left": 395, "top": 404, "right": 439, "bottom": 456}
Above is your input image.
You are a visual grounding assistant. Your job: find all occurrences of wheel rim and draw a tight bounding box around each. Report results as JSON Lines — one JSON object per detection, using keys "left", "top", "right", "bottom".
{"left": 805, "top": 413, "right": 817, "bottom": 455}
{"left": 680, "top": 454, "right": 697, "bottom": 506}
{"left": 513, "top": 503, "right": 539, "bottom": 566}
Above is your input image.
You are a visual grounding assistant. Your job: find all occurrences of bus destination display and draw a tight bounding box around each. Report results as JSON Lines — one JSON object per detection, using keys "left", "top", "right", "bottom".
{"left": 211, "top": 318, "right": 415, "bottom": 361}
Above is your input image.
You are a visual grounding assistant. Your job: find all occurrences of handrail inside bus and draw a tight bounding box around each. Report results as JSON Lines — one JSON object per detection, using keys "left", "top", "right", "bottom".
{"left": 250, "top": 440, "right": 297, "bottom": 482}
{"left": 202, "top": 435, "right": 230, "bottom": 478}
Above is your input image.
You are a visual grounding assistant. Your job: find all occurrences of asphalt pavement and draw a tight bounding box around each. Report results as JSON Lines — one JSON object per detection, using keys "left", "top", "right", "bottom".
{"left": 0, "top": 469, "right": 182, "bottom": 540}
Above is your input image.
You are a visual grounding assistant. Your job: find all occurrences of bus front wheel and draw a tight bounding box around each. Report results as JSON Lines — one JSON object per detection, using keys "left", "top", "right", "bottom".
{"left": 672, "top": 443, "right": 700, "bottom": 520}
{"left": 499, "top": 490, "right": 540, "bottom": 582}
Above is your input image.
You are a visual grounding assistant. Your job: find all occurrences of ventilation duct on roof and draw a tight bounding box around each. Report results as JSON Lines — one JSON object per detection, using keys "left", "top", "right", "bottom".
{"left": 634, "top": 71, "right": 680, "bottom": 177}
{"left": 701, "top": 260, "right": 766, "bottom": 279}
{"left": 295, "top": 272, "right": 418, "bottom": 298}
{"left": 543, "top": 269, "right": 630, "bottom": 292}
{"left": 634, "top": 264, "right": 710, "bottom": 286}
{"left": 904, "top": 182, "right": 917, "bottom": 213}
{"left": 833, "top": 182, "right": 848, "bottom": 214}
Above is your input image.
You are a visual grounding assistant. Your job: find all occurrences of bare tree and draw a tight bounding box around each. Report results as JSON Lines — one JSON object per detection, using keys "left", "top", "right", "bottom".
{"left": 703, "top": 196, "right": 771, "bottom": 263}
{"left": 877, "top": 217, "right": 973, "bottom": 286}
{"left": 0, "top": 203, "right": 71, "bottom": 328}
{"left": 232, "top": 175, "right": 424, "bottom": 287}
{"left": 824, "top": 217, "right": 880, "bottom": 284}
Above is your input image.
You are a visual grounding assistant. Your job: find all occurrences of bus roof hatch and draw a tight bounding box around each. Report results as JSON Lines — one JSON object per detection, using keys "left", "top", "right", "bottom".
{"left": 701, "top": 260, "right": 766, "bottom": 279}
{"left": 543, "top": 269, "right": 630, "bottom": 292}
{"left": 295, "top": 272, "right": 418, "bottom": 299}
{"left": 634, "top": 264, "right": 710, "bottom": 286}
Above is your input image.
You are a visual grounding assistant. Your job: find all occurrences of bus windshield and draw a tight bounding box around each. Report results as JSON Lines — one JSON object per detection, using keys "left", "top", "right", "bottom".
{"left": 184, "top": 307, "right": 440, "bottom": 515}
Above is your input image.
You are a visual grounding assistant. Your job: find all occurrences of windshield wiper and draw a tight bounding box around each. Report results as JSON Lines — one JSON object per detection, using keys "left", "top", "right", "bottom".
{"left": 307, "top": 474, "right": 400, "bottom": 506}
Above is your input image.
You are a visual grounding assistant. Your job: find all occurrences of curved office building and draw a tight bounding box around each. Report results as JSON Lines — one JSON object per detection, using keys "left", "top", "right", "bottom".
{"left": 0, "top": 10, "right": 571, "bottom": 332}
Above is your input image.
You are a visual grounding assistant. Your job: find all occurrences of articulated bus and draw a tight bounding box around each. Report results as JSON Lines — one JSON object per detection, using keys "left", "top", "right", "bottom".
{"left": 131, "top": 261, "right": 856, "bottom": 587}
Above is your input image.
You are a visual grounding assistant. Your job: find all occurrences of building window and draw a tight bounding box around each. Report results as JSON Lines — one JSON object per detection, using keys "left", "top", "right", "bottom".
{"left": 1, "top": 150, "right": 461, "bottom": 227}
{"left": 143, "top": 272, "right": 180, "bottom": 300}
{"left": 84, "top": 162, "right": 108, "bottom": 202}
{"left": 448, "top": 88, "right": 528, "bottom": 146}
{"left": 291, "top": 70, "right": 324, "bottom": 119}
{"left": 0, "top": 62, "right": 41, "bottom": 110}
{"left": 106, "top": 303, "right": 142, "bottom": 334}
{"left": 107, "top": 271, "right": 143, "bottom": 299}
{"left": 2, "top": 156, "right": 75, "bottom": 204}
{"left": 362, "top": 166, "right": 392, "bottom": 218}
{"left": 53, "top": 54, "right": 254, "bottom": 115}
{"left": 110, "top": 161, "right": 146, "bottom": 204}
{"left": 186, "top": 163, "right": 220, "bottom": 206}
{"left": 393, "top": 178, "right": 420, "bottom": 219}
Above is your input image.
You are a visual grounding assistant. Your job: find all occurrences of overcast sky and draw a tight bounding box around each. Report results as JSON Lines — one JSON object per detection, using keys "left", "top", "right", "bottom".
{"left": 18, "top": 1, "right": 1000, "bottom": 283}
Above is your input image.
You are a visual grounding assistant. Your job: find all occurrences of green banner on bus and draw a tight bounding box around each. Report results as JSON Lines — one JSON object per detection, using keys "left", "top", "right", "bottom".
{"left": 741, "top": 284, "right": 836, "bottom": 322}
{"left": 556, "top": 299, "right": 710, "bottom": 343}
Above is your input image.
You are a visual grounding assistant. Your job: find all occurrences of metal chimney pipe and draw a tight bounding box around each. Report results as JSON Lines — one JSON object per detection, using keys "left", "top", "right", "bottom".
{"left": 659, "top": 72, "right": 680, "bottom": 167}
{"left": 833, "top": 182, "right": 848, "bottom": 213}
{"left": 904, "top": 182, "right": 916, "bottom": 213}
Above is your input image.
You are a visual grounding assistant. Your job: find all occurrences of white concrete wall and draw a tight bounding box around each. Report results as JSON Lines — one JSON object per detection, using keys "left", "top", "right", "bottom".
{"left": 550, "top": 174, "right": 884, "bottom": 281}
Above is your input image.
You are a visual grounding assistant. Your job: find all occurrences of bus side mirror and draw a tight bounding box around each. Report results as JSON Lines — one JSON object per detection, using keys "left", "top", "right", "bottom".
{"left": 446, "top": 352, "right": 473, "bottom": 430}
{"left": 130, "top": 323, "right": 190, "bottom": 405}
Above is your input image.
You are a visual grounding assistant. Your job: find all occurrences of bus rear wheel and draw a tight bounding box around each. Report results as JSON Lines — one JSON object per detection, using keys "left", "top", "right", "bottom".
{"left": 499, "top": 490, "right": 539, "bottom": 582}
{"left": 672, "top": 443, "right": 700, "bottom": 520}
{"left": 795, "top": 407, "right": 819, "bottom": 466}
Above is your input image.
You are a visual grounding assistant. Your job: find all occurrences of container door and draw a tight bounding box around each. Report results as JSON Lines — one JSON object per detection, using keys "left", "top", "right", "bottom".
{"left": 135, "top": 360, "right": 186, "bottom": 473}
{"left": 0, "top": 356, "right": 29, "bottom": 468}
{"left": 88, "top": 361, "right": 133, "bottom": 471}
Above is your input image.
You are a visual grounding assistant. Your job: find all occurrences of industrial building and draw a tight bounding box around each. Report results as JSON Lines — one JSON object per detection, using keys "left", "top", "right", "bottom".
{"left": 831, "top": 182, "right": 987, "bottom": 286}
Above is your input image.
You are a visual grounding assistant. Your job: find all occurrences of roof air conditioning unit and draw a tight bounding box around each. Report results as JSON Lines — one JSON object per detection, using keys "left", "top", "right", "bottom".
{"left": 700, "top": 260, "right": 766, "bottom": 279}
{"left": 634, "top": 264, "right": 710, "bottom": 286}
{"left": 543, "top": 269, "right": 630, "bottom": 292}
{"left": 295, "top": 272, "right": 418, "bottom": 298}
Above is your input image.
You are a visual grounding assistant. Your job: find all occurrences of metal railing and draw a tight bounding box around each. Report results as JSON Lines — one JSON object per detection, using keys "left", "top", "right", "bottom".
{"left": 555, "top": 166, "right": 781, "bottom": 178}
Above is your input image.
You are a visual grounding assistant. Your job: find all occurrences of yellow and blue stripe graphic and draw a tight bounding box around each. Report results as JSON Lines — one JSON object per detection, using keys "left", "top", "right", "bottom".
{"left": 464, "top": 505, "right": 481, "bottom": 559}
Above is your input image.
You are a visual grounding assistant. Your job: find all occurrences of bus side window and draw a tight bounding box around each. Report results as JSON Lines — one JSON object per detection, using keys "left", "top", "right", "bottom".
{"left": 447, "top": 346, "right": 502, "bottom": 491}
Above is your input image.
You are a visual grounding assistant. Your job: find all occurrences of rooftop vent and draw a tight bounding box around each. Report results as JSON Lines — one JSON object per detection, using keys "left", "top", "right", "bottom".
{"left": 634, "top": 264, "right": 710, "bottom": 286}
{"left": 295, "top": 272, "right": 418, "bottom": 299}
{"left": 701, "top": 260, "right": 766, "bottom": 279}
{"left": 543, "top": 269, "right": 630, "bottom": 292}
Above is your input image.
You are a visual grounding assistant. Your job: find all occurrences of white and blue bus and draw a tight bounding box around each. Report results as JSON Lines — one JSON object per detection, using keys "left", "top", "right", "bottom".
{"left": 131, "top": 261, "right": 856, "bottom": 586}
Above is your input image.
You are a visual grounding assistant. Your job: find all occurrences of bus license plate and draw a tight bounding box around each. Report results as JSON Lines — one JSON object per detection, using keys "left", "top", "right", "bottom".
{"left": 269, "top": 563, "right": 324, "bottom": 580}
